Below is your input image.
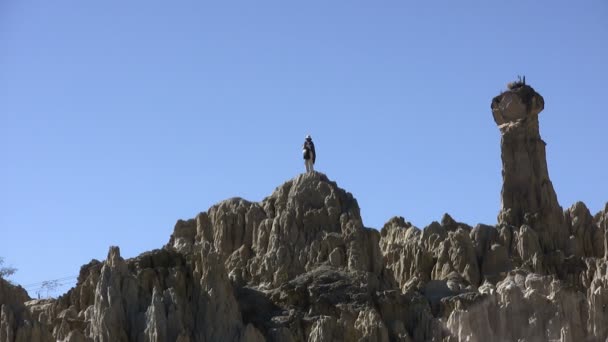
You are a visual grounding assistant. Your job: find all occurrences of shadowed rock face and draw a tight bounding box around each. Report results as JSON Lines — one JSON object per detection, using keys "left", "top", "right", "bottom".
{"left": 1, "top": 83, "right": 607, "bottom": 342}
{"left": 0, "top": 278, "right": 52, "bottom": 342}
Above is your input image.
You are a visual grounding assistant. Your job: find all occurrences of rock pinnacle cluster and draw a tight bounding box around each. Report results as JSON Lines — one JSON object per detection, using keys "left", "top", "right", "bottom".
{"left": 1, "top": 82, "right": 607, "bottom": 341}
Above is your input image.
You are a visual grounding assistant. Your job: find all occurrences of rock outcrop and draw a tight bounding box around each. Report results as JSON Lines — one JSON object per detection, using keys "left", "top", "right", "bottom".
{"left": 0, "top": 278, "right": 51, "bottom": 342}
{"left": 491, "top": 82, "right": 568, "bottom": 253}
{"left": 1, "top": 81, "right": 606, "bottom": 342}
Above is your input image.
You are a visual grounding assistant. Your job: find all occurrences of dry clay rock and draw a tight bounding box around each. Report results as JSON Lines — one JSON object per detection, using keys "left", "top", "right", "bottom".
{"left": 4, "top": 92, "right": 608, "bottom": 342}
{"left": 3, "top": 172, "right": 608, "bottom": 342}
{"left": 169, "top": 172, "right": 398, "bottom": 341}
{"left": 380, "top": 217, "right": 512, "bottom": 292}
{"left": 7, "top": 243, "right": 260, "bottom": 342}
{"left": 491, "top": 83, "right": 569, "bottom": 253}
{"left": 565, "top": 201, "right": 605, "bottom": 258}
{"left": 176, "top": 172, "right": 385, "bottom": 287}
{"left": 0, "top": 278, "right": 51, "bottom": 342}
{"left": 6, "top": 173, "right": 414, "bottom": 342}
{"left": 443, "top": 273, "right": 589, "bottom": 342}
{"left": 380, "top": 208, "right": 607, "bottom": 342}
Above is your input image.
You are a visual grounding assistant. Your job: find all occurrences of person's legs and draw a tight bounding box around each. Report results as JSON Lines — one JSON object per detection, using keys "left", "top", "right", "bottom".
{"left": 305, "top": 159, "right": 314, "bottom": 173}
{"left": 309, "top": 161, "right": 314, "bottom": 173}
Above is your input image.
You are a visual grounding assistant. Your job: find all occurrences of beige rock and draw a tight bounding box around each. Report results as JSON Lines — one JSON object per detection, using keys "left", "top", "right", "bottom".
{"left": 516, "top": 225, "right": 542, "bottom": 262}
{"left": 492, "top": 83, "right": 569, "bottom": 253}
{"left": 2, "top": 86, "right": 607, "bottom": 342}
{"left": 354, "top": 309, "right": 389, "bottom": 342}
{"left": 593, "top": 202, "right": 608, "bottom": 259}
{"left": 432, "top": 228, "right": 480, "bottom": 287}
{"left": 0, "top": 278, "right": 53, "bottom": 342}
{"left": 565, "top": 201, "right": 604, "bottom": 257}
{"left": 308, "top": 315, "right": 337, "bottom": 342}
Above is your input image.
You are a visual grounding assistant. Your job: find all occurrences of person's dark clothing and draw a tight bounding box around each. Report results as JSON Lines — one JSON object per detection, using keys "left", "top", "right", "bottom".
{"left": 303, "top": 139, "right": 316, "bottom": 163}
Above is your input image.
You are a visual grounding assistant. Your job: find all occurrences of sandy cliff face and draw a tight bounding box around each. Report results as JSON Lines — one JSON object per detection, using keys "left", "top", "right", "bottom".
{"left": 1, "top": 83, "right": 606, "bottom": 342}
{"left": 0, "top": 278, "right": 51, "bottom": 342}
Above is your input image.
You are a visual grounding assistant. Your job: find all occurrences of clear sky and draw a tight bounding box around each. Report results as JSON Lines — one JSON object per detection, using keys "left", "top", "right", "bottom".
{"left": 1, "top": 1, "right": 607, "bottom": 297}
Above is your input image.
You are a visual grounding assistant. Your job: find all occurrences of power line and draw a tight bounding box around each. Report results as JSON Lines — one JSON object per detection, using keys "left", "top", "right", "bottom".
{"left": 27, "top": 280, "right": 77, "bottom": 291}
{"left": 22, "top": 275, "right": 78, "bottom": 289}
{"left": 23, "top": 277, "right": 80, "bottom": 299}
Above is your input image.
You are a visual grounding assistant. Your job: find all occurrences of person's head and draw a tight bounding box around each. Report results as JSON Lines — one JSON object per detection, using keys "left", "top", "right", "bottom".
{"left": 305, "top": 134, "right": 312, "bottom": 141}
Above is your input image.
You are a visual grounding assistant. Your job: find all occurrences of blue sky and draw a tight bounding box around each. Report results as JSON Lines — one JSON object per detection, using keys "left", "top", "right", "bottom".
{"left": 1, "top": 1, "right": 606, "bottom": 296}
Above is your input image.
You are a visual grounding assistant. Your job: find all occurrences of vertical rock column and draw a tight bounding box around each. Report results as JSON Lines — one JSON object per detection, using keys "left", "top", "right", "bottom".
{"left": 491, "top": 82, "right": 567, "bottom": 253}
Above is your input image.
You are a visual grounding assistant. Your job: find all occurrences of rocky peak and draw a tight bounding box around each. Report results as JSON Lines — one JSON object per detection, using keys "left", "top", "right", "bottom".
{"left": 491, "top": 82, "right": 568, "bottom": 253}
{"left": 167, "top": 172, "right": 382, "bottom": 289}
{"left": 1, "top": 82, "right": 607, "bottom": 342}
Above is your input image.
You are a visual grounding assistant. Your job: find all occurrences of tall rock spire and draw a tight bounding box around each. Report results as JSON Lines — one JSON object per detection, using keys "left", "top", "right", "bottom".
{"left": 491, "top": 81, "right": 567, "bottom": 253}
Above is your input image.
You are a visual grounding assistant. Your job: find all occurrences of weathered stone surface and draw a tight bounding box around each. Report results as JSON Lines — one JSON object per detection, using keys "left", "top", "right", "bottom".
{"left": 440, "top": 272, "right": 590, "bottom": 342}
{"left": 565, "top": 201, "right": 605, "bottom": 258}
{"left": 0, "top": 278, "right": 52, "bottom": 342}
{"left": 598, "top": 203, "right": 608, "bottom": 259}
{"left": 380, "top": 217, "right": 435, "bottom": 292}
{"left": 492, "top": 83, "right": 569, "bottom": 253}
{"left": 432, "top": 228, "right": 480, "bottom": 288}
{"left": 3, "top": 82, "right": 607, "bottom": 342}
{"left": 5, "top": 171, "right": 608, "bottom": 342}
{"left": 172, "top": 172, "right": 384, "bottom": 291}
{"left": 2, "top": 173, "right": 396, "bottom": 342}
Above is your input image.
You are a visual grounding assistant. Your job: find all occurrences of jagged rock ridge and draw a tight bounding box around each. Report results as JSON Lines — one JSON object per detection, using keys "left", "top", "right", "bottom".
{"left": 1, "top": 82, "right": 607, "bottom": 342}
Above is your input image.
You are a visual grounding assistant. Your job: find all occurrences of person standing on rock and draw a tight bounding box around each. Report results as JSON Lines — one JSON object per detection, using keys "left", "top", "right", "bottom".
{"left": 302, "top": 135, "right": 316, "bottom": 173}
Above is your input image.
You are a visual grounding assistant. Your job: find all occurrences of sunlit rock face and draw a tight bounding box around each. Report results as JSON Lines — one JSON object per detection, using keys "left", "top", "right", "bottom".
{"left": 1, "top": 81, "right": 607, "bottom": 342}
{"left": 491, "top": 83, "right": 569, "bottom": 254}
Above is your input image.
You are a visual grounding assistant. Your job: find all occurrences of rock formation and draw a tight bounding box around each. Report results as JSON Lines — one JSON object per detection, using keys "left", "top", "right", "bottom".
{"left": 0, "top": 278, "right": 51, "bottom": 342}
{"left": 1, "top": 81, "right": 606, "bottom": 341}
{"left": 491, "top": 82, "right": 568, "bottom": 253}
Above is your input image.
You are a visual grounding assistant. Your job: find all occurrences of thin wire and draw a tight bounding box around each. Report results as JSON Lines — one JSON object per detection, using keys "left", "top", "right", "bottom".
{"left": 26, "top": 279, "right": 77, "bottom": 289}
{"left": 22, "top": 275, "right": 78, "bottom": 289}
{"left": 27, "top": 278, "right": 80, "bottom": 298}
